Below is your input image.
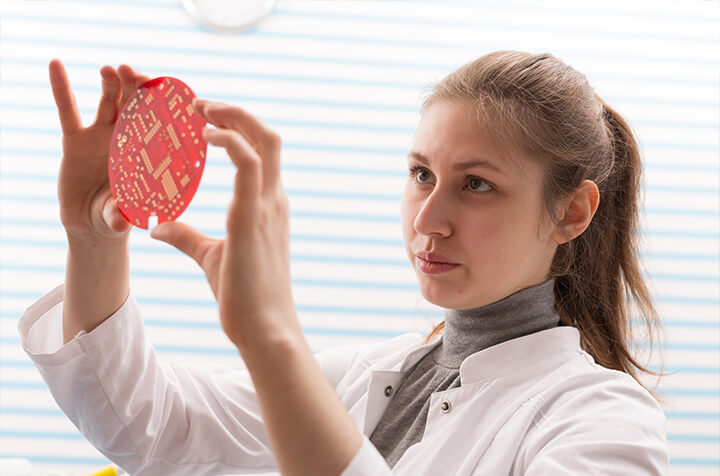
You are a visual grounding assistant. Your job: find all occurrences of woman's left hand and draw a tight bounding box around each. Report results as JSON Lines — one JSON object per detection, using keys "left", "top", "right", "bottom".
{"left": 151, "top": 99, "right": 366, "bottom": 476}
{"left": 150, "top": 98, "right": 299, "bottom": 352}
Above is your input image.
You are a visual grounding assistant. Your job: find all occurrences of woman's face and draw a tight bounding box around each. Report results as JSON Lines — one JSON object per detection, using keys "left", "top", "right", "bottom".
{"left": 401, "top": 100, "right": 558, "bottom": 310}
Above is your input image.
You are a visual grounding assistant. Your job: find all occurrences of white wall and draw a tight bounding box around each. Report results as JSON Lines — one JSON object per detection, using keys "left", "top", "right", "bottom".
{"left": 0, "top": 0, "right": 717, "bottom": 474}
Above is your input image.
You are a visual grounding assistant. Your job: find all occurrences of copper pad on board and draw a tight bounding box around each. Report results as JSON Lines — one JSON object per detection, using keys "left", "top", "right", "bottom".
{"left": 108, "top": 76, "right": 207, "bottom": 229}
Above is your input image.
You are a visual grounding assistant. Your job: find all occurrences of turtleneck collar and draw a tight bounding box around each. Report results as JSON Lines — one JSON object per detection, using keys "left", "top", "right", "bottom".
{"left": 434, "top": 279, "right": 560, "bottom": 368}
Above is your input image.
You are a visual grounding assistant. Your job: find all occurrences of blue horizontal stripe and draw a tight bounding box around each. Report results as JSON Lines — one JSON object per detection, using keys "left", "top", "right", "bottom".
{"left": 643, "top": 208, "right": 719, "bottom": 217}
{"left": 154, "top": 345, "right": 239, "bottom": 356}
{"left": 0, "top": 95, "right": 418, "bottom": 114}
{"left": 3, "top": 170, "right": 720, "bottom": 197}
{"left": 0, "top": 453, "right": 108, "bottom": 466}
{"left": 649, "top": 343, "right": 719, "bottom": 351}
{"left": 0, "top": 217, "right": 714, "bottom": 240}
{"left": 2, "top": 262, "right": 718, "bottom": 290}
{"left": 0, "top": 38, "right": 442, "bottom": 75}
{"left": 0, "top": 292, "right": 442, "bottom": 316}
{"left": 2, "top": 379, "right": 718, "bottom": 398}
{"left": 651, "top": 366, "right": 720, "bottom": 375}
{"left": 145, "top": 321, "right": 407, "bottom": 338}
{"left": 647, "top": 185, "right": 720, "bottom": 194}
{"left": 659, "top": 320, "right": 719, "bottom": 328}
{"left": 0, "top": 381, "right": 47, "bottom": 389}
{"left": 4, "top": 405, "right": 718, "bottom": 423}
{"left": 0, "top": 263, "right": 418, "bottom": 289}
{"left": 645, "top": 252, "right": 720, "bottom": 261}
{"left": 67, "top": 0, "right": 180, "bottom": 7}
{"left": 648, "top": 229, "right": 719, "bottom": 239}
{"left": 4, "top": 427, "right": 718, "bottom": 449}
{"left": 5, "top": 306, "right": 720, "bottom": 332}
{"left": 0, "top": 406, "right": 63, "bottom": 416}
{"left": 670, "top": 457, "right": 720, "bottom": 466}
{"left": 1, "top": 360, "right": 35, "bottom": 368}
{"left": 644, "top": 161, "right": 719, "bottom": 172}
{"left": 0, "top": 219, "right": 406, "bottom": 246}
{"left": 2, "top": 116, "right": 719, "bottom": 137}
{"left": 667, "top": 434, "right": 720, "bottom": 443}
{"left": 647, "top": 274, "right": 719, "bottom": 283}
{"left": 2, "top": 119, "right": 716, "bottom": 154}
{"left": 0, "top": 238, "right": 411, "bottom": 265}
{"left": 58, "top": 0, "right": 720, "bottom": 27}
{"left": 271, "top": 7, "right": 719, "bottom": 45}
{"left": 0, "top": 318, "right": 714, "bottom": 353}
{"left": 3, "top": 145, "right": 719, "bottom": 175}
{"left": 5, "top": 308, "right": 715, "bottom": 331}
{"left": 658, "top": 388, "right": 719, "bottom": 397}
{"left": 2, "top": 286, "right": 718, "bottom": 310}
{"left": 4, "top": 238, "right": 716, "bottom": 264}
{"left": 2, "top": 145, "right": 719, "bottom": 171}
{"left": 1, "top": 13, "right": 717, "bottom": 59}
{"left": 0, "top": 220, "right": 717, "bottom": 246}
{"left": 654, "top": 295, "right": 719, "bottom": 305}
{"left": 2, "top": 193, "right": 719, "bottom": 222}
{"left": 1, "top": 38, "right": 440, "bottom": 73}
{"left": 2, "top": 88, "right": 718, "bottom": 119}
{"left": 0, "top": 120, "right": 413, "bottom": 136}
{"left": 665, "top": 410, "right": 720, "bottom": 420}
{"left": 0, "top": 429, "right": 83, "bottom": 440}
{"left": 0, "top": 45, "right": 717, "bottom": 92}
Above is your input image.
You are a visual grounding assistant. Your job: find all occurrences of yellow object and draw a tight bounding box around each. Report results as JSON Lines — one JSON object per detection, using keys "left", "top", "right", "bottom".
{"left": 87, "top": 466, "right": 118, "bottom": 476}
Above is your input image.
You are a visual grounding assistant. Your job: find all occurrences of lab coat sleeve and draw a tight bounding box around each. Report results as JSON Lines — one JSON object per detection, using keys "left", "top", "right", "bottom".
{"left": 339, "top": 436, "right": 393, "bottom": 476}
{"left": 516, "top": 372, "right": 669, "bottom": 476}
{"left": 18, "top": 284, "right": 367, "bottom": 476}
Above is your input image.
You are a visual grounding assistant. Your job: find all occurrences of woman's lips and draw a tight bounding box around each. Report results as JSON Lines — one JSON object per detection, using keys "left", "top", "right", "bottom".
{"left": 415, "top": 253, "right": 460, "bottom": 275}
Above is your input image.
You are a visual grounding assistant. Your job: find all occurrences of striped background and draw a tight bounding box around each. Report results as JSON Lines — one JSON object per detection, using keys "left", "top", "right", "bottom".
{"left": 0, "top": 0, "right": 718, "bottom": 474}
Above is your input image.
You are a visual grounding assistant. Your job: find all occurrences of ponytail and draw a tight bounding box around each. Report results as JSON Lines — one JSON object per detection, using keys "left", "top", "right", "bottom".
{"left": 550, "top": 98, "right": 665, "bottom": 401}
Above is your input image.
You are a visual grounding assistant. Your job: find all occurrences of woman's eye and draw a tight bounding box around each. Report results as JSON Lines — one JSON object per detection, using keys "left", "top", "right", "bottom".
{"left": 416, "top": 169, "right": 432, "bottom": 183}
{"left": 468, "top": 177, "right": 492, "bottom": 192}
{"left": 409, "top": 166, "right": 433, "bottom": 184}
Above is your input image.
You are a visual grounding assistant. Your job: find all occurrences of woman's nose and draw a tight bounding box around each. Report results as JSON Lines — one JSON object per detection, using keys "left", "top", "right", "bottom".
{"left": 413, "top": 189, "right": 453, "bottom": 238}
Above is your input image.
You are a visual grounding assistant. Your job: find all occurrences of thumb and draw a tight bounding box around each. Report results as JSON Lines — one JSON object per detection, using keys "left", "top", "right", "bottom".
{"left": 150, "top": 221, "right": 214, "bottom": 266}
{"left": 101, "top": 196, "right": 132, "bottom": 234}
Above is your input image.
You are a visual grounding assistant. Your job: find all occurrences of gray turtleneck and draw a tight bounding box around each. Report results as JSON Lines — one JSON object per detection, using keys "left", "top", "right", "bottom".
{"left": 369, "top": 279, "right": 560, "bottom": 468}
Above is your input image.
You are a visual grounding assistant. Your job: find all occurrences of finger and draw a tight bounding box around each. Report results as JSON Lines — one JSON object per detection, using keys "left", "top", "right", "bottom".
{"left": 193, "top": 99, "right": 281, "bottom": 150}
{"left": 150, "top": 221, "right": 216, "bottom": 266}
{"left": 117, "top": 64, "right": 152, "bottom": 108}
{"left": 194, "top": 99, "right": 282, "bottom": 191}
{"left": 93, "top": 65, "right": 121, "bottom": 126}
{"left": 203, "top": 126, "right": 261, "bottom": 206}
{"left": 102, "top": 196, "right": 133, "bottom": 234}
{"left": 48, "top": 59, "right": 82, "bottom": 135}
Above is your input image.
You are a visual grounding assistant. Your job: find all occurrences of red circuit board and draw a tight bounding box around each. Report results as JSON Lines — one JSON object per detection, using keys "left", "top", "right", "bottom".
{"left": 108, "top": 76, "right": 207, "bottom": 229}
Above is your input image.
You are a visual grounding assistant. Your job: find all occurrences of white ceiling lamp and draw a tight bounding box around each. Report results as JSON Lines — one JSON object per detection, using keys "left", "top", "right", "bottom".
{"left": 182, "top": 0, "right": 276, "bottom": 34}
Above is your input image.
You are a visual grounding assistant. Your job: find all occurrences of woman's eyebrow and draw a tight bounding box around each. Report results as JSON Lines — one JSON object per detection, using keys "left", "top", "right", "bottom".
{"left": 407, "top": 151, "right": 505, "bottom": 175}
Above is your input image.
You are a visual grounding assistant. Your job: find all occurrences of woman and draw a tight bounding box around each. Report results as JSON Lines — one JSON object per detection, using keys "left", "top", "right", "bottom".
{"left": 19, "top": 51, "right": 668, "bottom": 475}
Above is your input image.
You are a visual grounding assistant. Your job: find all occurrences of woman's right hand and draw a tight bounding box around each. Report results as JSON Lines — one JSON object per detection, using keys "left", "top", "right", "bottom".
{"left": 49, "top": 59, "right": 151, "bottom": 243}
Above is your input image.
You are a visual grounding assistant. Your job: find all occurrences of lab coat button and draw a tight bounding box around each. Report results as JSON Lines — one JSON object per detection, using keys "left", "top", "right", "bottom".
{"left": 384, "top": 385, "right": 393, "bottom": 397}
{"left": 440, "top": 400, "right": 452, "bottom": 413}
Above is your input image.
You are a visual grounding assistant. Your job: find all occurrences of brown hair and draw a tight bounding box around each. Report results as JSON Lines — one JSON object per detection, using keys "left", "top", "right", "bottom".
{"left": 419, "top": 51, "right": 665, "bottom": 400}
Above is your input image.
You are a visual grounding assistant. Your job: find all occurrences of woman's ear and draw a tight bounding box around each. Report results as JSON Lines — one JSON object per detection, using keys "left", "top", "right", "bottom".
{"left": 550, "top": 180, "right": 600, "bottom": 245}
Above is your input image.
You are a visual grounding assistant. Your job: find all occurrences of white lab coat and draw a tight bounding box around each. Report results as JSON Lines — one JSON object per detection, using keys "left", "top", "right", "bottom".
{"left": 19, "top": 285, "right": 668, "bottom": 475}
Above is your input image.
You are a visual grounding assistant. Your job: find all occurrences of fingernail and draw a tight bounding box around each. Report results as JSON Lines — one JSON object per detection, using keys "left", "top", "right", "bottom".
{"left": 150, "top": 224, "right": 166, "bottom": 239}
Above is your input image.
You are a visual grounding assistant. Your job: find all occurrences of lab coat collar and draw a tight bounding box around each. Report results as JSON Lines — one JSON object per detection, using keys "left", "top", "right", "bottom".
{"left": 458, "top": 325, "right": 581, "bottom": 385}
{"left": 383, "top": 325, "right": 581, "bottom": 386}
